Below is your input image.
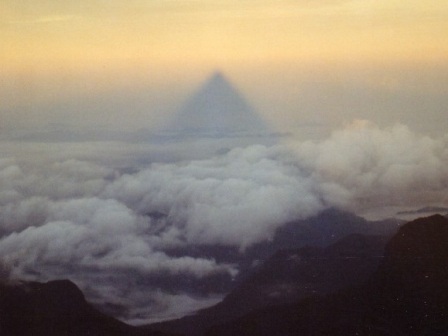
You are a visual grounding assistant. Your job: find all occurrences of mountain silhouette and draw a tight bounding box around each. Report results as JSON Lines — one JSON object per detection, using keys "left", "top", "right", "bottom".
{"left": 0, "top": 280, "right": 172, "bottom": 336}
{"left": 3, "top": 214, "right": 446, "bottom": 336}
{"left": 205, "top": 214, "right": 448, "bottom": 336}
{"left": 144, "top": 233, "right": 389, "bottom": 336}
{"left": 163, "top": 72, "right": 271, "bottom": 138}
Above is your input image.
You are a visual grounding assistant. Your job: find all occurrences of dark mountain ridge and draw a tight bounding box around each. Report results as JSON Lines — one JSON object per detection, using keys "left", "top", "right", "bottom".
{"left": 0, "top": 215, "right": 442, "bottom": 336}
{"left": 144, "top": 233, "right": 389, "bottom": 336}
{"left": 162, "top": 208, "right": 401, "bottom": 274}
{"left": 0, "top": 209, "right": 405, "bottom": 336}
{"left": 148, "top": 208, "right": 402, "bottom": 299}
{"left": 0, "top": 279, "right": 171, "bottom": 336}
{"left": 205, "top": 214, "right": 448, "bottom": 335}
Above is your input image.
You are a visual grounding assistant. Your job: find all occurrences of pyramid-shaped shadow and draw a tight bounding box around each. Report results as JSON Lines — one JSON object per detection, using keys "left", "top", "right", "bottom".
{"left": 163, "top": 72, "right": 274, "bottom": 139}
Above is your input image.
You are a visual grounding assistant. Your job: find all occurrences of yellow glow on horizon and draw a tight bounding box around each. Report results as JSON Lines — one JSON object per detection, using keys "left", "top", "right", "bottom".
{"left": 1, "top": 0, "right": 448, "bottom": 74}
{"left": 2, "top": 0, "right": 448, "bottom": 134}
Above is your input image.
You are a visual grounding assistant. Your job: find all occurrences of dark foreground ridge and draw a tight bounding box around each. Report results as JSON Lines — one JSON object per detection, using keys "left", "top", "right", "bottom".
{"left": 1, "top": 214, "right": 446, "bottom": 336}
{"left": 0, "top": 279, "right": 172, "bottom": 336}
{"left": 205, "top": 214, "right": 448, "bottom": 336}
{"left": 145, "top": 234, "right": 389, "bottom": 335}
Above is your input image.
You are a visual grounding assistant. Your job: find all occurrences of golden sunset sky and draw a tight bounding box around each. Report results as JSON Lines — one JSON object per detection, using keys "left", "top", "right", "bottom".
{"left": 3, "top": 0, "right": 448, "bottom": 68}
{"left": 1, "top": 0, "right": 448, "bottom": 133}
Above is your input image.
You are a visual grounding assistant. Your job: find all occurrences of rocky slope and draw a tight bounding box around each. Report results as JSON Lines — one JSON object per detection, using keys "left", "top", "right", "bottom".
{"left": 145, "top": 233, "right": 389, "bottom": 335}
{"left": 0, "top": 279, "right": 172, "bottom": 336}
{"left": 206, "top": 214, "right": 448, "bottom": 335}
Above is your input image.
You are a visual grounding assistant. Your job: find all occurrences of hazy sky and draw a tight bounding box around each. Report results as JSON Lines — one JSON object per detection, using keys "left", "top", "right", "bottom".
{"left": 1, "top": 0, "right": 448, "bottom": 134}
{"left": 1, "top": 1, "right": 448, "bottom": 323}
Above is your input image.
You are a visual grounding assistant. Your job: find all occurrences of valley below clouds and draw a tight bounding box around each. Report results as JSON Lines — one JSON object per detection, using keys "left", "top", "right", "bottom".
{"left": 0, "top": 120, "right": 447, "bottom": 324}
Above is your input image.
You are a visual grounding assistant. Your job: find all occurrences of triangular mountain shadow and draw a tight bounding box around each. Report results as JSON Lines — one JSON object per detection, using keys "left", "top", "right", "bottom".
{"left": 162, "top": 71, "right": 274, "bottom": 138}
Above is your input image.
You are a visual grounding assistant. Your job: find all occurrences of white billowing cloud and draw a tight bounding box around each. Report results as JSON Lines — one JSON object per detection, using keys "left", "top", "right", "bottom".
{"left": 0, "top": 197, "right": 235, "bottom": 281}
{"left": 83, "top": 277, "right": 224, "bottom": 325}
{"left": 0, "top": 120, "right": 447, "bottom": 323}
{"left": 0, "top": 159, "right": 112, "bottom": 232}
{"left": 295, "top": 120, "right": 448, "bottom": 212}
{"left": 125, "top": 290, "right": 223, "bottom": 325}
{"left": 0, "top": 158, "right": 110, "bottom": 202}
{"left": 25, "top": 159, "right": 112, "bottom": 200}
{"left": 101, "top": 122, "right": 448, "bottom": 249}
{"left": 0, "top": 194, "right": 233, "bottom": 322}
{"left": 1, "top": 197, "right": 50, "bottom": 232}
{"left": 0, "top": 161, "right": 23, "bottom": 206}
{"left": 103, "top": 145, "right": 323, "bottom": 249}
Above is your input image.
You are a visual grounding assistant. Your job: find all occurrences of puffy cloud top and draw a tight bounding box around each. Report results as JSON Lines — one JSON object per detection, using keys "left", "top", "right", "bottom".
{"left": 0, "top": 120, "right": 447, "bottom": 322}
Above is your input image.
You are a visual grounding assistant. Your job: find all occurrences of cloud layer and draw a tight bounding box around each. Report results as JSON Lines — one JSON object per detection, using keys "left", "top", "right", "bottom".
{"left": 0, "top": 120, "right": 447, "bottom": 323}
{"left": 103, "top": 145, "right": 323, "bottom": 249}
{"left": 296, "top": 121, "right": 448, "bottom": 212}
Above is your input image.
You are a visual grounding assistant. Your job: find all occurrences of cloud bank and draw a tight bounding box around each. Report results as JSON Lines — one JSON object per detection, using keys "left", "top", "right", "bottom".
{"left": 103, "top": 145, "right": 322, "bottom": 249}
{"left": 0, "top": 120, "right": 446, "bottom": 322}
{"left": 296, "top": 121, "right": 448, "bottom": 212}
